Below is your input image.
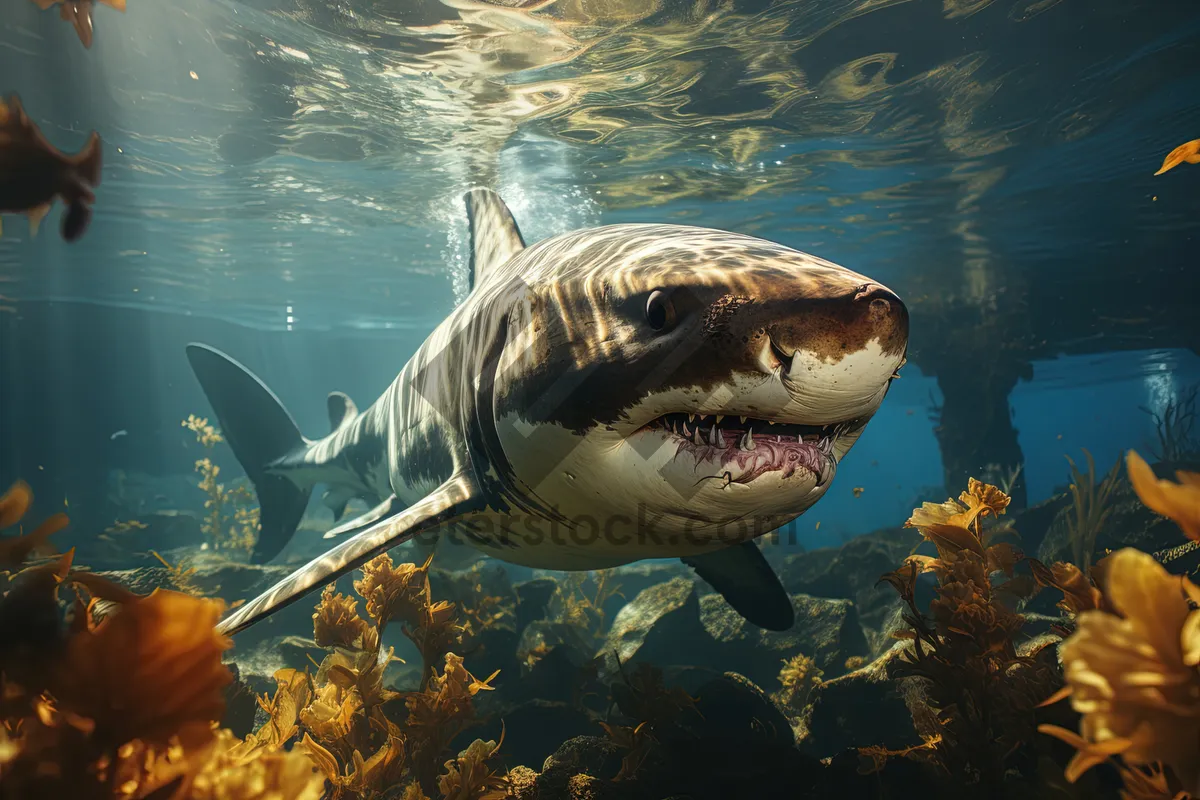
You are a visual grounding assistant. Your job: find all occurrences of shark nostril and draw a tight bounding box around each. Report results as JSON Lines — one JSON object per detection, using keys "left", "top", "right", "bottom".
{"left": 869, "top": 297, "right": 891, "bottom": 316}
{"left": 769, "top": 338, "right": 793, "bottom": 370}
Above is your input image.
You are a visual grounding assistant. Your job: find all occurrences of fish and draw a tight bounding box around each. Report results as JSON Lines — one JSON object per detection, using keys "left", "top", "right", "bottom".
{"left": 1154, "top": 139, "right": 1200, "bottom": 176}
{"left": 110, "top": 429, "right": 128, "bottom": 440}
{"left": 187, "top": 188, "right": 909, "bottom": 637}
{"left": 1152, "top": 140, "right": 1200, "bottom": 178}
{"left": 0, "top": 95, "right": 101, "bottom": 242}
{"left": 30, "top": 0, "right": 127, "bottom": 49}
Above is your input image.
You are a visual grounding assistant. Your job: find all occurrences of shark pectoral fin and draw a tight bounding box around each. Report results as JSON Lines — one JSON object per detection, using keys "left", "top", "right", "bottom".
{"left": 321, "top": 487, "right": 352, "bottom": 522}
{"left": 217, "top": 472, "right": 479, "bottom": 636}
{"left": 683, "top": 541, "right": 794, "bottom": 632}
{"left": 323, "top": 494, "right": 403, "bottom": 539}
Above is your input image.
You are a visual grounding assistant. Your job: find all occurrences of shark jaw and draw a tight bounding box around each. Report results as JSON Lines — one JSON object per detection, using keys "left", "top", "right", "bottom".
{"left": 635, "top": 411, "right": 857, "bottom": 488}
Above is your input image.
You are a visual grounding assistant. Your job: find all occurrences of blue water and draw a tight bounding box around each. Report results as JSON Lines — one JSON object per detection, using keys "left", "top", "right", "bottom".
{"left": 1, "top": 0, "right": 1199, "bottom": 550}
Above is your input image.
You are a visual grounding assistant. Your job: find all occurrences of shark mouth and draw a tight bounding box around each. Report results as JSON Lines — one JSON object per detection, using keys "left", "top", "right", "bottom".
{"left": 642, "top": 413, "right": 860, "bottom": 486}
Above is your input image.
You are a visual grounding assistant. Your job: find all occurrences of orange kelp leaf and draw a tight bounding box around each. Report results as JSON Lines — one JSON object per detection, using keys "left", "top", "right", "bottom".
{"left": 298, "top": 732, "right": 341, "bottom": 781}
{"left": 1028, "top": 558, "right": 1102, "bottom": 616}
{"left": 925, "top": 523, "right": 985, "bottom": 559}
{"left": 1154, "top": 139, "right": 1200, "bottom": 176}
{"left": 877, "top": 561, "right": 920, "bottom": 600}
{"left": 963, "top": 478, "right": 1011, "bottom": 519}
{"left": 1126, "top": 450, "right": 1200, "bottom": 542}
{"left": 905, "top": 498, "right": 964, "bottom": 532}
{"left": 1038, "top": 724, "right": 1132, "bottom": 783}
{"left": 0, "top": 511, "right": 65, "bottom": 568}
{"left": 0, "top": 481, "right": 33, "bottom": 529}
{"left": 985, "top": 541, "right": 1021, "bottom": 577}
{"left": 313, "top": 584, "right": 369, "bottom": 649}
{"left": 66, "top": 568, "right": 145, "bottom": 605}
{"left": 52, "top": 589, "right": 232, "bottom": 748}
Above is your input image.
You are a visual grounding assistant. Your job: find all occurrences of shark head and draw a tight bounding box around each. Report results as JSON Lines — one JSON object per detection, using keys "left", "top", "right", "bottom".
{"left": 484, "top": 223, "right": 908, "bottom": 556}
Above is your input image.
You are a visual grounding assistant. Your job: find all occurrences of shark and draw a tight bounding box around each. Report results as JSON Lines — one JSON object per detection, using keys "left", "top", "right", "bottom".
{"left": 187, "top": 188, "right": 909, "bottom": 637}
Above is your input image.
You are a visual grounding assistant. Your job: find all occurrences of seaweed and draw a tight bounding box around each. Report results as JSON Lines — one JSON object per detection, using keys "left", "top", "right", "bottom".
{"left": 1057, "top": 449, "right": 1122, "bottom": 574}
{"left": 0, "top": 479, "right": 325, "bottom": 800}
{"left": 546, "top": 572, "right": 623, "bottom": 652}
{"left": 235, "top": 552, "right": 508, "bottom": 799}
{"left": 182, "top": 415, "right": 259, "bottom": 555}
{"left": 1038, "top": 450, "right": 1200, "bottom": 799}
{"left": 1140, "top": 383, "right": 1200, "bottom": 463}
{"left": 772, "top": 653, "right": 823, "bottom": 722}
{"left": 149, "top": 550, "right": 208, "bottom": 598}
{"left": 877, "top": 478, "right": 1064, "bottom": 791}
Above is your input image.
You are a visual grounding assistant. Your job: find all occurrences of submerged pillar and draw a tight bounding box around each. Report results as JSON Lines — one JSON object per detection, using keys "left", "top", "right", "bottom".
{"left": 932, "top": 359, "right": 1031, "bottom": 510}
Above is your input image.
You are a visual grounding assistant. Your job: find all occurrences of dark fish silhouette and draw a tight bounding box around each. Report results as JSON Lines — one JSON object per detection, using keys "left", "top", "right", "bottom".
{"left": 31, "top": 0, "right": 127, "bottom": 49}
{"left": 0, "top": 95, "right": 102, "bottom": 242}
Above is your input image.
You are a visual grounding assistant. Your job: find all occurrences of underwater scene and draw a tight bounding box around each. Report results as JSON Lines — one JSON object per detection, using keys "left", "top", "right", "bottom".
{"left": 1, "top": 0, "right": 1200, "bottom": 797}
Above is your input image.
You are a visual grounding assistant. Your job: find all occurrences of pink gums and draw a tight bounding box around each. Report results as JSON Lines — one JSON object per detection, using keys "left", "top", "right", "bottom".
{"left": 671, "top": 433, "right": 827, "bottom": 484}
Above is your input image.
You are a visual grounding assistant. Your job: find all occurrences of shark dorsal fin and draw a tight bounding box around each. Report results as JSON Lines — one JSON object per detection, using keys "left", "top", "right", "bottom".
{"left": 465, "top": 187, "right": 525, "bottom": 292}
{"left": 326, "top": 391, "right": 358, "bottom": 432}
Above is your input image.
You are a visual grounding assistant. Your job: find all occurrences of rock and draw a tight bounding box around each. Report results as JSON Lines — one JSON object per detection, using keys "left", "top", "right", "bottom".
{"left": 451, "top": 699, "right": 598, "bottom": 771}
{"left": 227, "top": 634, "right": 321, "bottom": 683}
{"left": 92, "top": 554, "right": 294, "bottom": 605}
{"left": 598, "top": 577, "right": 710, "bottom": 672}
{"left": 462, "top": 625, "right": 521, "bottom": 687}
{"left": 221, "top": 662, "right": 267, "bottom": 738}
{"left": 534, "top": 736, "right": 625, "bottom": 798}
{"left": 541, "top": 560, "right": 689, "bottom": 622}
{"left": 515, "top": 577, "right": 558, "bottom": 633}
{"left": 506, "top": 766, "right": 539, "bottom": 800}
{"left": 700, "top": 592, "right": 870, "bottom": 685}
{"left": 1036, "top": 464, "right": 1193, "bottom": 568}
{"left": 510, "top": 640, "right": 604, "bottom": 708}
{"left": 691, "top": 673, "right": 794, "bottom": 748}
{"left": 81, "top": 510, "right": 205, "bottom": 569}
{"left": 777, "top": 528, "right": 921, "bottom": 655}
{"left": 799, "top": 642, "right": 921, "bottom": 759}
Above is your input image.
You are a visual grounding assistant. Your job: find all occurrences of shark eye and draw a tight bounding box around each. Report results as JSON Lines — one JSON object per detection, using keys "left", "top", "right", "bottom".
{"left": 645, "top": 289, "right": 676, "bottom": 332}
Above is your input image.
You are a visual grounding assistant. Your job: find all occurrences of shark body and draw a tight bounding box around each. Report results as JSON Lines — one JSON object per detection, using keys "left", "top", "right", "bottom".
{"left": 187, "top": 188, "right": 909, "bottom": 637}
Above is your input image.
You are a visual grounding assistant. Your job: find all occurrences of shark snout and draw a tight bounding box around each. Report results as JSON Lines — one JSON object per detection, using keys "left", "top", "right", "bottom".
{"left": 756, "top": 281, "right": 908, "bottom": 372}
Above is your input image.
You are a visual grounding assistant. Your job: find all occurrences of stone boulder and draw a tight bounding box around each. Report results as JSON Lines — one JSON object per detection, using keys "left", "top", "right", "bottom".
{"left": 699, "top": 592, "right": 870, "bottom": 685}
{"left": 798, "top": 641, "right": 922, "bottom": 759}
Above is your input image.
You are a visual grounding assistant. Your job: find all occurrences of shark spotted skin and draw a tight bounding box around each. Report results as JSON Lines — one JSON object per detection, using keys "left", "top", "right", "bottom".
{"left": 187, "top": 188, "right": 909, "bottom": 636}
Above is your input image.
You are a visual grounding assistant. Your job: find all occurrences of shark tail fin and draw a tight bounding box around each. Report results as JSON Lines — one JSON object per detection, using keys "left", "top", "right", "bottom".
{"left": 185, "top": 343, "right": 311, "bottom": 563}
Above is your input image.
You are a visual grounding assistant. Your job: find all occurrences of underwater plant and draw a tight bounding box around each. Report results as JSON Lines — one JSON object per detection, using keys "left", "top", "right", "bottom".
{"left": 182, "top": 414, "right": 260, "bottom": 555}
{"left": 599, "top": 660, "right": 699, "bottom": 781}
{"left": 149, "top": 549, "right": 209, "bottom": 597}
{"left": 543, "top": 571, "right": 623, "bottom": 652}
{"left": 1038, "top": 450, "right": 1200, "bottom": 798}
{"left": 772, "top": 652, "right": 823, "bottom": 722}
{"left": 232, "top": 552, "right": 508, "bottom": 799}
{"left": 0, "top": 479, "right": 325, "bottom": 799}
{"left": 877, "top": 478, "right": 1063, "bottom": 789}
{"left": 1062, "top": 449, "right": 1123, "bottom": 574}
{"left": 1140, "top": 383, "right": 1200, "bottom": 464}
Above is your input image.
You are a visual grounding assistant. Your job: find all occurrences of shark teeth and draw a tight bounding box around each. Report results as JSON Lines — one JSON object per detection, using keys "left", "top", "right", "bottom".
{"left": 692, "top": 427, "right": 705, "bottom": 447}
{"left": 740, "top": 429, "right": 756, "bottom": 451}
